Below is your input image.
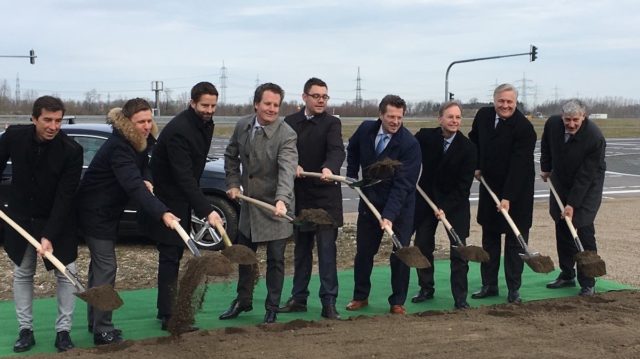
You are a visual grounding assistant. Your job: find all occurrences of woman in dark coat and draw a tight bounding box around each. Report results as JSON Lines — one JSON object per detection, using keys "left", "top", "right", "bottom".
{"left": 77, "top": 98, "right": 178, "bottom": 345}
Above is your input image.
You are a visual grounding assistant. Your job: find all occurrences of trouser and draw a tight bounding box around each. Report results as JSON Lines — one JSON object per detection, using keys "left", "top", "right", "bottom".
{"left": 86, "top": 236, "right": 117, "bottom": 333}
{"left": 235, "top": 232, "right": 287, "bottom": 311}
{"left": 14, "top": 246, "right": 76, "bottom": 332}
{"left": 414, "top": 215, "right": 469, "bottom": 303}
{"left": 555, "top": 221, "right": 597, "bottom": 288}
{"left": 480, "top": 228, "right": 528, "bottom": 292}
{"left": 290, "top": 227, "right": 339, "bottom": 305}
{"left": 156, "top": 243, "right": 185, "bottom": 318}
{"left": 353, "top": 211, "right": 411, "bottom": 306}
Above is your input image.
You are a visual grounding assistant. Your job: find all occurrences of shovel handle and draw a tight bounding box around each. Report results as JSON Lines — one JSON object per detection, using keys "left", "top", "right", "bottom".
{"left": 351, "top": 186, "right": 401, "bottom": 247}
{"left": 236, "top": 193, "right": 294, "bottom": 222}
{"left": 548, "top": 181, "right": 585, "bottom": 252}
{"left": 299, "top": 171, "right": 350, "bottom": 184}
{"left": 478, "top": 176, "right": 530, "bottom": 251}
{"left": 415, "top": 184, "right": 464, "bottom": 246}
{"left": 213, "top": 221, "right": 233, "bottom": 248}
{"left": 172, "top": 220, "right": 202, "bottom": 257}
{"left": 0, "top": 210, "right": 83, "bottom": 290}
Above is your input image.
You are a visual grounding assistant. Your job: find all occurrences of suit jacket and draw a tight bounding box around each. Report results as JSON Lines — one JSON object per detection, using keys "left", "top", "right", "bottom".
{"left": 149, "top": 106, "right": 214, "bottom": 246}
{"left": 540, "top": 116, "right": 606, "bottom": 227}
{"left": 346, "top": 119, "right": 421, "bottom": 231}
{"left": 284, "top": 108, "right": 345, "bottom": 227}
{"left": 469, "top": 107, "right": 536, "bottom": 231}
{"left": 225, "top": 115, "right": 298, "bottom": 242}
{"left": 0, "top": 125, "right": 83, "bottom": 267}
{"left": 414, "top": 127, "right": 476, "bottom": 238}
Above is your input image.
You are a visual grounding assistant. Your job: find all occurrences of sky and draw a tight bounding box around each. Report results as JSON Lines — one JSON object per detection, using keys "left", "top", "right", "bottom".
{"left": 1, "top": 0, "right": 639, "bottom": 109}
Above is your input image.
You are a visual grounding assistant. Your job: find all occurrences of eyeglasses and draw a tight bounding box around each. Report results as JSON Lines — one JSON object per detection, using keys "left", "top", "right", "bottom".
{"left": 305, "top": 93, "right": 330, "bottom": 101}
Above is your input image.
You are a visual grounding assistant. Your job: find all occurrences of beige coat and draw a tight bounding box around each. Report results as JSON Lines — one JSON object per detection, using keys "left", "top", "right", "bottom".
{"left": 224, "top": 115, "right": 298, "bottom": 242}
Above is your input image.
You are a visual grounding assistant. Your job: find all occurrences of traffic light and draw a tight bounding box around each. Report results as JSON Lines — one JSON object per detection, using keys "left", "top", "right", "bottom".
{"left": 449, "top": 92, "right": 454, "bottom": 100}
{"left": 29, "top": 49, "right": 35, "bottom": 64}
{"left": 530, "top": 45, "right": 537, "bottom": 62}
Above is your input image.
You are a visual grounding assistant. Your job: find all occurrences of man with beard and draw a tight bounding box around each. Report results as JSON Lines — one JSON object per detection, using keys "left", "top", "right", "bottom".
{"left": 280, "top": 78, "right": 345, "bottom": 319}
{"left": 469, "top": 83, "right": 536, "bottom": 304}
{"left": 149, "top": 82, "right": 222, "bottom": 330}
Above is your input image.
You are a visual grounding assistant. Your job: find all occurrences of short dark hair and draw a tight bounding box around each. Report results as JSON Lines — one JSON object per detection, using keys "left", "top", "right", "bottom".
{"left": 378, "top": 94, "right": 406, "bottom": 115}
{"left": 303, "top": 77, "right": 327, "bottom": 94}
{"left": 122, "top": 98, "right": 152, "bottom": 118}
{"left": 32, "top": 95, "right": 65, "bottom": 118}
{"left": 253, "top": 82, "right": 284, "bottom": 106}
{"left": 438, "top": 100, "right": 462, "bottom": 117}
{"left": 191, "top": 82, "right": 219, "bottom": 102}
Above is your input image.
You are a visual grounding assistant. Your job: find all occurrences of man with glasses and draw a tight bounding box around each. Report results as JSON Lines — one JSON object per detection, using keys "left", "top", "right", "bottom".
{"left": 279, "top": 78, "right": 345, "bottom": 319}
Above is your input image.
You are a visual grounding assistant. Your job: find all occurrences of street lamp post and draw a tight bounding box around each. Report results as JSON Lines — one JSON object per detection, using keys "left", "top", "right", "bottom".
{"left": 0, "top": 49, "right": 37, "bottom": 64}
{"left": 444, "top": 45, "right": 538, "bottom": 102}
{"left": 151, "top": 81, "right": 163, "bottom": 116}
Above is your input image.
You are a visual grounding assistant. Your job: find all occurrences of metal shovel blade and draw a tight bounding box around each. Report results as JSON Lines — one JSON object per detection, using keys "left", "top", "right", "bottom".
{"left": 75, "top": 284, "right": 124, "bottom": 311}
{"left": 347, "top": 177, "right": 382, "bottom": 188}
{"left": 455, "top": 245, "right": 490, "bottom": 263}
{"left": 395, "top": 247, "right": 431, "bottom": 268}
{"left": 520, "top": 253, "right": 555, "bottom": 273}
{"left": 576, "top": 251, "right": 607, "bottom": 277}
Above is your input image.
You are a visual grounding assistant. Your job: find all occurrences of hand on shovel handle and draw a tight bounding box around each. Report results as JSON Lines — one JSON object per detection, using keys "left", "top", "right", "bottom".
{"left": 548, "top": 182, "right": 584, "bottom": 251}
{"left": 236, "top": 193, "right": 294, "bottom": 221}
{"left": 172, "top": 220, "right": 202, "bottom": 257}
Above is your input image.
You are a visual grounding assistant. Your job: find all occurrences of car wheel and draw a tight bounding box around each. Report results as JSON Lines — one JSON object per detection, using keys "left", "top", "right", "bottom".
{"left": 190, "top": 195, "right": 239, "bottom": 251}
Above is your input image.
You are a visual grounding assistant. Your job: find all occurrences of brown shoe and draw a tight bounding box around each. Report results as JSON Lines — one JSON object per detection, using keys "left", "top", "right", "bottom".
{"left": 345, "top": 299, "right": 368, "bottom": 311}
{"left": 389, "top": 305, "right": 406, "bottom": 315}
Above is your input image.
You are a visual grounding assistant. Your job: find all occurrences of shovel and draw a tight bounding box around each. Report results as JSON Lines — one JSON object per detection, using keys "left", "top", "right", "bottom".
{"left": 548, "top": 181, "right": 606, "bottom": 278}
{"left": 210, "top": 220, "right": 258, "bottom": 265}
{"left": 235, "top": 193, "right": 335, "bottom": 227}
{"left": 299, "top": 171, "right": 381, "bottom": 188}
{"left": 415, "top": 184, "right": 489, "bottom": 263}
{"left": 173, "top": 220, "right": 202, "bottom": 257}
{"left": 172, "top": 222, "right": 234, "bottom": 277}
{"left": 0, "top": 210, "right": 123, "bottom": 311}
{"left": 478, "top": 176, "right": 555, "bottom": 273}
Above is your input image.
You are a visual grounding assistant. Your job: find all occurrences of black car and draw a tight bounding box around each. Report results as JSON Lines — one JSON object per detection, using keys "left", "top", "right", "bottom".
{"left": 0, "top": 123, "right": 238, "bottom": 250}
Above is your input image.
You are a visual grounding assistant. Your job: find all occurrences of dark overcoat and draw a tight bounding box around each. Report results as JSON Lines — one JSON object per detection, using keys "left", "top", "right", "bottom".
{"left": 0, "top": 125, "right": 83, "bottom": 268}
{"left": 149, "top": 106, "right": 214, "bottom": 246}
{"left": 469, "top": 107, "right": 536, "bottom": 231}
{"left": 540, "top": 115, "right": 606, "bottom": 227}
{"left": 284, "top": 108, "right": 345, "bottom": 227}
{"left": 414, "top": 127, "right": 477, "bottom": 238}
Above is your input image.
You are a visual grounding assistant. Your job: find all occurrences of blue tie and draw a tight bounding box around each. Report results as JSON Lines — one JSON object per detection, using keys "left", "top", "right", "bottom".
{"left": 375, "top": 134, "right": 388, "bottom": 155}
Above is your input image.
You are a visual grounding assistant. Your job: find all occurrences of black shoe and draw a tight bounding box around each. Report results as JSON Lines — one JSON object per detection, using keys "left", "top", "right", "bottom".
{"left": 454, "top": 301, "right": 470, "bottom": 310}
{"left": 321, "top": 304, "right": 341, "bottom": 320}
{"left": 160, "top": 316, "right": 199, "bottom": 332}
{"left": 507, "top": 290, "right": 522, "bottom": 304}
{"left": 546, "top": 277, "right": 576, "bottom": 289}
{"left": 263, "top": 310, "right": 277, "bottom": 324}
{"left": 13, "top": 329, "right": 35, "bottom": 353}
{"left": 471, "top": 286, "right": 499, "bottom": 299}
{"left": 219, "top": 299, "right": 253, "bottom": 320}
{"left": 278, "top": 298, "right": 308, "bottom": 313}
{"left": 579, "top": 287, "right": 595, "bottom": 296}
{"left": 411, "top": 289, "right": 434, "bottom": 303}
{"left": 54, "top": 331, "right": 74, "bottom": 352}
{"left": 88, "top": 323, "right": 121, "bottom": 336}
{"left": 93, "top": 330, "right": 123, "bottom": 345}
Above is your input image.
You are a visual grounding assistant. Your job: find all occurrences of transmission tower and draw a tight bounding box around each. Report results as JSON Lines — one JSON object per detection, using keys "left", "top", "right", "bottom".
{"left": 553, "top": 85, "right": 560, "bottom": 102}
{"left": 515, "top": 72, "right": 535, "bottom": 112}
{"left": 255, "top": 74, "right": 260, "bottom": 88}
{"left": 219, "top": 61, "right": 227, "bottom": 104}
{"left": 15, "top": 73, "right": 20, "bottom": 104}
{"left": 355, "top": 67, "right": 363, "bottom": 107}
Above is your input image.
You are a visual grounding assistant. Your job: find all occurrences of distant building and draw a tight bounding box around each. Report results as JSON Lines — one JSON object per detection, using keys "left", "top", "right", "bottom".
{"left": 590, "top": 113, "right": 608, "bottom": 119}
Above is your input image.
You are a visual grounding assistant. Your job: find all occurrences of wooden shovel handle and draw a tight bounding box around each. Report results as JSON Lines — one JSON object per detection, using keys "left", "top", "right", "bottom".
{"left": 299, "top": 171, "right": 350, "bottom": 184}
{"left": 0, "top": 210, "right": 74, "bottom": 281}
{"left": 478, "top": 176, "right": 523, "bottom": 238}
{"left": 415, "top": 184, "right": 454, "bottom": 231}
{"left": 213, "top": 221, "right": 233, "bottom": 248}
{"left": 351, "top": 186, "right": 396, "bottom": 240}
{"left": 548, "top": 181, "right": 583, "bottom": 250}
{"left": 236, "top": 193, "right": 294, "bottom": 222}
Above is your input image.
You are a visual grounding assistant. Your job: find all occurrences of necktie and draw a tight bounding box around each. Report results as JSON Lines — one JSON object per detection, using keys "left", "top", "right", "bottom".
{"left": 443, "top": 139, "right": 450, "bottom": 153}
{"left": 252, "top": 126, "right": 263, "bottom": 143}
{"left": 495, "top": 118, "right": 504, "bottom": 129}
{"left": 375, "top": 134, "right": 388, "bottom": 155}
{"left": 564, "top": 133, "right": 573, "bottom": 143}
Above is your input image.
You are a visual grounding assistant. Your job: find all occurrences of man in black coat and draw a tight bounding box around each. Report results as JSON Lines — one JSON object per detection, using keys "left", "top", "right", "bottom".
{"left": 77, "top": 98, "right": 179, "bottom": 344}
{"left": 279, "top": 78, "right": 345, "bottom": 319}
{"left": 149, "top": 82, "right": 222, "bottom": 329}
{"left": 469, "top": 83, "right": 536, "bottom": 304}
{"left": 345, "top": 95, "right": 421, "bottom": 315}
{"left": 412, "top": 101, "right": 476, "bottom": 310}
{"left": 540, "top": 99, "right": 606, "bottom": 296}
{"left": 0, "top": 96, "right": 82, "bottom": 353}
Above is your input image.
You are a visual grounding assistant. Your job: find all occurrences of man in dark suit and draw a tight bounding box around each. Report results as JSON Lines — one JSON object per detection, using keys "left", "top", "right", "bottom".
{"left": 0, "top": 96, "right": 83, "bottom": 353}
{"left": 280, "top": 78, "right": 345, "bottom": 320}
{"left": 540, "top": 99, "right": 606, "bottom": 296}
{"left": 469, "top": 83, "right": 536, "bottom": 304}
{"left": 220, "top": 83, "right": 298, "bottom": 324}
{"left": 411, "top": 101, "right": 476, "bottom": 310}
{"left": 345, "top": 95, "right": 421, "bottom": 315}
{"left": 149, "top": 82, "right": 223, "bottom": 330}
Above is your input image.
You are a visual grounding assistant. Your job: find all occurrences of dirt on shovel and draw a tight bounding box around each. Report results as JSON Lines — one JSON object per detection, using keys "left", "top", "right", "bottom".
{"left": 396, "top": 247, "right": 431, "bottom": 268}
{"left": 366, "top": 158, "right": 402, "bottom": 180}
{"left": 524, "top": 255, "right": 555, "bottom": 274}
{"left": 576, "top": 250, "right": 607, "bottom": 277}
{"left": 167, "top": 253, "right": 234, "bottom": 336}
{"left": 293, "top": 208, "right": 336, "bottom": 227}
{"left": 456, "top": 245, "right": 490, "bottom": 263}
{"left": 75, "top": 284, "right": 124, "bottom": 312}
{"left": 223, "top": 245, "right": 258, "bottom": 265}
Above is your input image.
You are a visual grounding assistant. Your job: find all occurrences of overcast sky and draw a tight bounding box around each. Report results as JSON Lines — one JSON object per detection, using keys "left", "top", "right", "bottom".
{"left": 2, "top": 0, "right": 639, "bottom": 109}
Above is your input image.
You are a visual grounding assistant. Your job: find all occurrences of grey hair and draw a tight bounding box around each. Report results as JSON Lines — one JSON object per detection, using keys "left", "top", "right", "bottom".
{"left": 562, "top": 99, "right": 587, "bottom": 116}
{"left": 493, "top": 83, "right": 518, "bottom": 99}
{"left": 438, "top": 100, "right": 462, "bottom": 117}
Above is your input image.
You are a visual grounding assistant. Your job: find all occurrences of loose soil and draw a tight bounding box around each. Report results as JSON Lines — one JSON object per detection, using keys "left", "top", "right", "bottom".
{"left": 2, "top": 197, "right": 640, "bottom": 358}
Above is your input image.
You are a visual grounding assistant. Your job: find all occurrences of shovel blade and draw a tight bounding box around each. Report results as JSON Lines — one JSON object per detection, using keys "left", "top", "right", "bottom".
{"left": 75, "top": 284, "right": 123, "bottom": 311}
{"left": 576, "top": 251, "right": 607, "bottom": 277}
{"left": 521, "top": 254, "right": 555, "bottom": 273}
{"left": 186, "top": 238, "right": 202, "bottom": 257}
{"left": 222, "top": 245, "right": 258, "bottom": 265}
{"left": 396, "top": 247, "right": 431, "bottom": 268}
{"left": 455, "top": 245, "right": 490, "bottom": 263}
